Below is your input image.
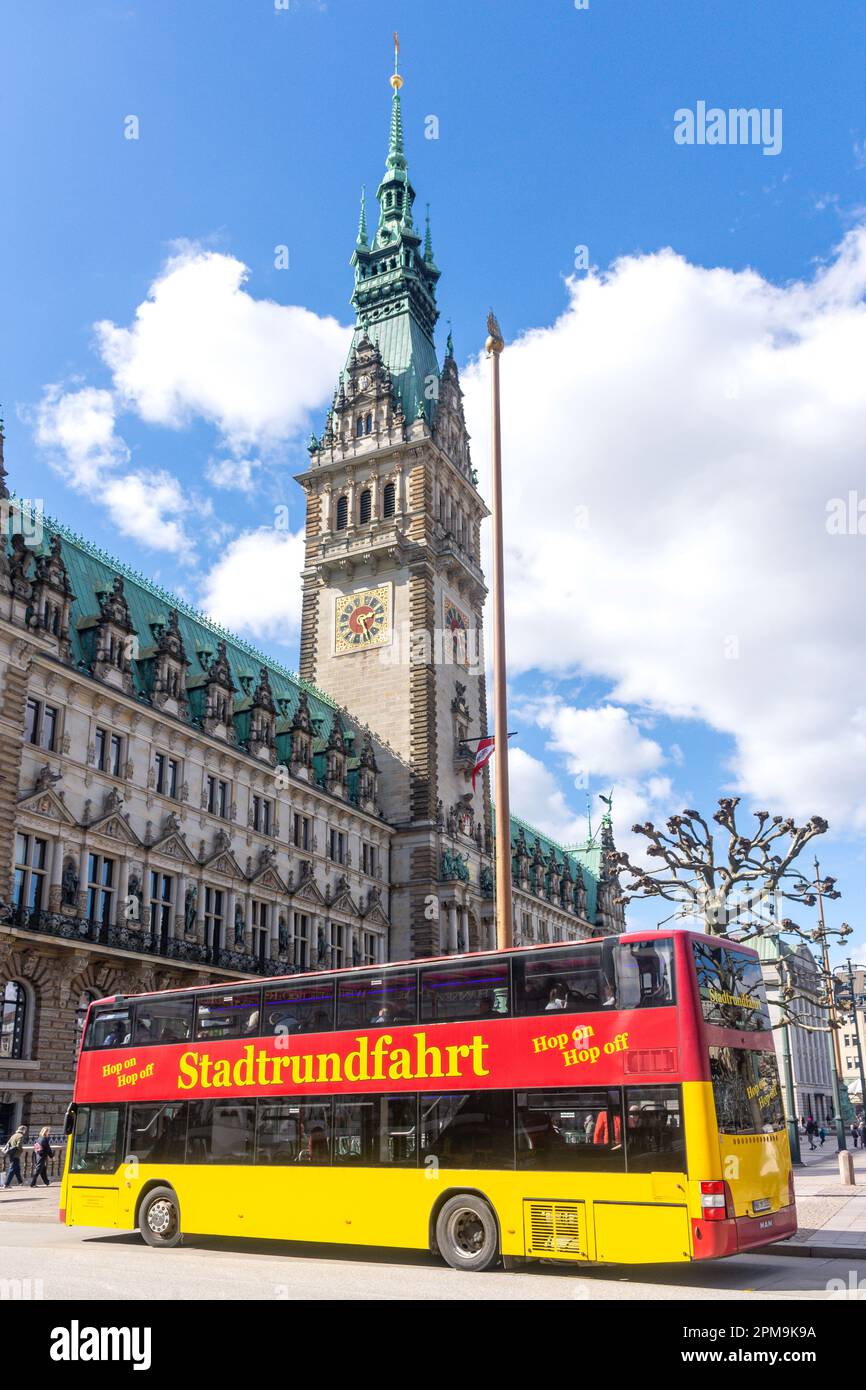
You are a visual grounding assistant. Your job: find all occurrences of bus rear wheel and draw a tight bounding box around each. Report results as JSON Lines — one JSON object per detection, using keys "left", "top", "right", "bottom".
{"left": 139, "top": 1186, "right": 182, "bottom": 1249}
{"left": 435, "top": 1195, "right": 499, "bottom": 1273}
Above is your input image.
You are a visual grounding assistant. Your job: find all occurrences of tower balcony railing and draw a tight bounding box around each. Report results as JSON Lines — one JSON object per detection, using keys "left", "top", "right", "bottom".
{"left": 0, "top": 904, "right": 290, "bottom": 978}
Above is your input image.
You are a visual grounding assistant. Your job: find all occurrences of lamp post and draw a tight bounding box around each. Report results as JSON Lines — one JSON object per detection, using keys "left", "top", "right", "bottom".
{"left": 486, "top": 311, "right": 513, "bottom": 950}
{"left": 777, "top": 954, "right": 802, "bottom": 1166}
{"left": 813, "top": 860, "right": 847, "bottom": 1152}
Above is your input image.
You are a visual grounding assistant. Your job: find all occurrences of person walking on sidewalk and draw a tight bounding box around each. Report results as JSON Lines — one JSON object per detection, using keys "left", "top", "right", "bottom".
{"left": 29, "top": 1128, "right": 53, "bottom": 1187}
{"left": 1, "top": 1125, "right": 26, "bottom": 1187}
{"left": 858, "top": 1118, "right": 866, "bottom": 1149}
{"left": 852, "top": 1121, "right": 860, "bottom": 1148}
{"left": 805, "top": 1117, "right": 817, "bottom": 1150}
{"left": 818, "top": 1123, "right": 827, "bottom": 1147}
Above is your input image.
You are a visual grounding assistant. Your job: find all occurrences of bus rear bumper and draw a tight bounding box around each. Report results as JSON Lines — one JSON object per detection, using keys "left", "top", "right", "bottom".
{"left": 691, "top": 1204, "right": 797, "bottom": 1259}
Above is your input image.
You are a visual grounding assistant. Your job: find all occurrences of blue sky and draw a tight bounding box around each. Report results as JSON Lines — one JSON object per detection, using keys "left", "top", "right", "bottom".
{"left": 4, "top": 0, "right": 866, "bottom": 960}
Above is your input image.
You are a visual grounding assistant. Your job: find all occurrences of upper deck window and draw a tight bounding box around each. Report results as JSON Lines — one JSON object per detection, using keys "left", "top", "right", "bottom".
{"left": 83, "top": 1005, "right": 131, "bottom": 1050}
{"left": 420, "top": 959, "right": 510, "bottom": 1024}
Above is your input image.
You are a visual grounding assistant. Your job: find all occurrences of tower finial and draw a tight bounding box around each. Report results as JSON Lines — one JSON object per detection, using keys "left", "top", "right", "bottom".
{"left": 424, "top": 203, "right": 434, "bottom": 261}
{"left": 357, "top": 184, "right": 368, "bottom": 246}
{"left": 390, "top": 32, "right": 403, "bottom": 91}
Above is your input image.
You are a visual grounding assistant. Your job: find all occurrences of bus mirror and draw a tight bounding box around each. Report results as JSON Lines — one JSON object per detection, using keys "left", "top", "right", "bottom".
{"left": 64, "top": 1104, "right": 76, "bottom": 1137}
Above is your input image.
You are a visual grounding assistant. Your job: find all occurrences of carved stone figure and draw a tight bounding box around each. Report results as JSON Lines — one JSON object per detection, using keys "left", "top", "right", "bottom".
{"left": 184, "top": 883, "right": 197, "bottom": 935}
{"left": 61, "top": 859, "right": 79, "bottom": 907}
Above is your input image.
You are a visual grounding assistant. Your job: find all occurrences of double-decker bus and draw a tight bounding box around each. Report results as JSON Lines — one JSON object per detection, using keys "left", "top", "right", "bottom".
{"left": 60, "top": 929, "right": 795, "bottom": 1270}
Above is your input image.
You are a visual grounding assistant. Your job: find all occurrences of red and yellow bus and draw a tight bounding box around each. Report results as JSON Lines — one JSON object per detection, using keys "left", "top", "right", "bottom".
{"left": 60, "top": 929, "right": 795, "bottom": 1270}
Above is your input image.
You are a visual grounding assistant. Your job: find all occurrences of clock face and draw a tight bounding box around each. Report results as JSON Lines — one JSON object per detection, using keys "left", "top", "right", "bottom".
{"left": 334, "top": 585, "right": 392, "bottom": 655}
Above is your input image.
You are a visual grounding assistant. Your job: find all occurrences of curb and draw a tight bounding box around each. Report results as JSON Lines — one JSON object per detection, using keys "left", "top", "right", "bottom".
{"left": 768, "top": 1240, "right": 866, "bottom": 1260}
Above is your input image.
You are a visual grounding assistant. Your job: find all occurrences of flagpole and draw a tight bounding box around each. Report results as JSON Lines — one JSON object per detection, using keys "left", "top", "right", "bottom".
{"left": 486, "top": 312, "right": 513, "bottom": 950}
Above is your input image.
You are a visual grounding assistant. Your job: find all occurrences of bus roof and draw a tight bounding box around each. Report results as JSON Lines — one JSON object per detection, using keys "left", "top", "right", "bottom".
{"left": 85, "top": 926, "right": 758, "bottom": 1010}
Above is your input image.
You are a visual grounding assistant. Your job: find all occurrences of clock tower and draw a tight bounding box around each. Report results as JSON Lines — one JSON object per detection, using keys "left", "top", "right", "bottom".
{"left": 295, "top": 46, "right": 494, "bottom": 958}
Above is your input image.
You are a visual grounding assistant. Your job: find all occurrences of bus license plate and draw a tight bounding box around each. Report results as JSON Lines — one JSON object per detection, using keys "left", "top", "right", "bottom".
{"left": 752, "top": 1198, "right": 771, "bottom": 1213}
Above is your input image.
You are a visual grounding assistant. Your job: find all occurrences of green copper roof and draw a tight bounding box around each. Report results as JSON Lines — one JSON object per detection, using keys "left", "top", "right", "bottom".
{"left": 13, "top": 501, "right": 345, "bottom": 761}
{"left": 504, "top": 810, "right": 601, "bottom": 922}
{"left": 346, "top": 76, "right": 441, "bottom": 424}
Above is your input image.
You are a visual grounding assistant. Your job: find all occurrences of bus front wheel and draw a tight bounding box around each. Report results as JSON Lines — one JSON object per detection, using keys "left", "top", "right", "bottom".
{"left": 139, "top": 1186, "right": 182, "bottom": 1249}
{"left": 435, "top": 1195, "right": 499, "bottom": 1273}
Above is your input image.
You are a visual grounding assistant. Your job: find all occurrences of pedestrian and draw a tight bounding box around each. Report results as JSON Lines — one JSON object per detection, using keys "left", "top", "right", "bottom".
{"left": 852, "top": 1121, "right": 860, "bottom": 1148}
{"left": 859, "top": 1119, "right": 866, "bottom": 1149}
{"left": 1, "top": 1125, "right": 26, "bottom": 1187}
{"left": 805, "top": 1117, "right": 817, "bottom": 1150}
{"left": 29, "top": 1127, "right": 53, "bottom": 1187}
{"left": 818, "top": 1124, "right": 827, "bottom": 1147}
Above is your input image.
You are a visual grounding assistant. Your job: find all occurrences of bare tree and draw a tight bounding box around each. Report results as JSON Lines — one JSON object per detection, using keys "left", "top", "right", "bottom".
{"left": 608, "top": 796, "right": 830, "bottom": 936}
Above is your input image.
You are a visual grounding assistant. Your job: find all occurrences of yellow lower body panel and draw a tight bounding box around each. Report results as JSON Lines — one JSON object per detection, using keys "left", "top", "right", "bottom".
{"left": 66, "top": 1164, "right": 699, "bottom": 1264}
{"left": 594, "top": 1202, "right": 691, "bottom": 1263}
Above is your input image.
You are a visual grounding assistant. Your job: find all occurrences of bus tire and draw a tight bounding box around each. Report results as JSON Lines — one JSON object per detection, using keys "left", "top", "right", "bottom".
{"left": 435, "top": 1194, "right": 499, "bottom": 1273}
{"left": 139, "top": 1186, "right": 182, "bottom": 1249}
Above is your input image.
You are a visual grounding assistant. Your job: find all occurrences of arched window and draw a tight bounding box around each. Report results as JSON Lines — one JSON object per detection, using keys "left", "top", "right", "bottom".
{"left": 382, "top": 482, "right": 396, "bottom": 518}
{"left": 356, "top": 416, "right": 364, "bottom": 438}
{"left": 365, "top": 412, "right": 373, "bottom": 434}
{"left": 359, "top": 489, "right": 372, "bottom": 525}
{"left": 335, "top": 495, "right": 349, "bottom": 531}
{"left": 1, "top": 981, "right": 27, "bottom": 1059}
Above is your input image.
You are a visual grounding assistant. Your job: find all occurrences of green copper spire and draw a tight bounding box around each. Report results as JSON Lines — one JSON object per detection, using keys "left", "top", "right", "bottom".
{"left": 424, "top": 203, "right": 435, "bottom": 263}
{"left": 356, "top": 185, "right": 368, "bottom": 247}
{"left": 345, "top": 37, "right": 441, "bottom": 423}
{"left": 445, "top": 322, "right": 454, "bottom": 358}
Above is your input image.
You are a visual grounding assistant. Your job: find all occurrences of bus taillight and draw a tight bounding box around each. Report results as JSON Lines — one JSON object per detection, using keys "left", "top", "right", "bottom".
{"left": 700, "top": 1180, "right": 734, "bottom": 1221}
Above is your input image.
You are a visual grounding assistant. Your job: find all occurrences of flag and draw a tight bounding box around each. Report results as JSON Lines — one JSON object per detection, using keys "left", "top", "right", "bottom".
{"left": 472, "top": 735, "right": 496, "bottom": 791}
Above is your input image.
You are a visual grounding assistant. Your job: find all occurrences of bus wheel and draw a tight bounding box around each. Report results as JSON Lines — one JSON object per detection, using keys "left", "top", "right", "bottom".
{"left": 139, "top": 1186, "right": 182, "bottom": 1249}
{"left": 435, "top": 1195, "right": 499, "bottom": 1273}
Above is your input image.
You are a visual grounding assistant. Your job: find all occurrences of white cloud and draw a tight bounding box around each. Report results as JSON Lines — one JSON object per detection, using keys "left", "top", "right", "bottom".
{"left": 34, "top": 384, "right": 193, "bottom": 556}
{"left": 503, "top": 747, "right": 588, "bottom": 845}
{"left": 199, "top": 526, "right": 305, "bottom": 644}
{"left": 35, "top": 385, "right": 128, "bottom": 487}
{"left": 96, "top": 245, "right": 350, "bottom": 452}
{"left": 34, "top": 243, "right": 349, "bottom": 554}
{"left": 462, "top": 225, "right": 866, "bottom": 830}
{"left": 205, "top": 456, "right": 260, "bottom": 493}
{"left": 517, "top": 697, "right": 664, "bottom": 783}
{"left": 102, "top": 472, "right": 192, "bottom": 555}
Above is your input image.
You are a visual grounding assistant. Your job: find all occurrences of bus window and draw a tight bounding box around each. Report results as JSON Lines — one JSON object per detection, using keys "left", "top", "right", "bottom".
{"left": 693, "top": 942, "right": 769, "bottom": 1032}
{"left": 420, "top": 960, "right": 510, "bottom": 1024}
{"left": 612, "top": 939, "right": 675, "bottom": 1009}
{"left": 420, "top": 1091, "right": 514, "bottom": 1169}
{"left": 71, "top": 1105, "right": 122, "bottom": 1174}
{"left": 127, "top": 1103, "right": 188, "bottom": 1164}
{"left": 516, "top": 1089, "right": 624, "bottom": 1171}
{"left": 83, "top": 1006, "right": 131, "bottom": 1050}
{"left": 187, "top": 1101, "right": 256, "bottom": 1164}
{"left": 194, "top": 989, "right": 262, "bottom": 1041}
{"left": 513, "top": 945, "right": 613, "bottom": 1016}
{"left": 709, "top": 1047, "right": 785, "bottom": 1134}
{"left": 256, "top": 1100, "right": 331, "bottom": 1165}
{"left": 262, "top": 981, "right": 334, "bottom": 1036}
{"left": 333, "top": 1095, "right": 417, "bottom": 1166}
{"left": 133, "top": 997, "right": 194, "bottom": 1046}
{"left": 336, "top": 972, "right": 417, "bottom": 1030}
{"left": 624, "top": 1086, "right": 684, "bottom": 1171}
